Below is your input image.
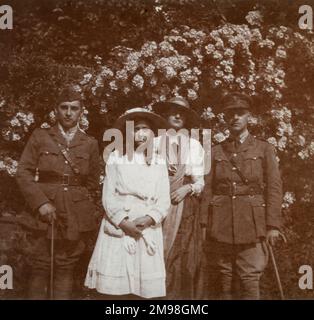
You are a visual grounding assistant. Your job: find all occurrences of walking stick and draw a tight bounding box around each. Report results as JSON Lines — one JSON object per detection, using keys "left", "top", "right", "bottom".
{"left": 267, "top": 232, "right": 287, "bottom": 300}
{"left": 50, "top": 218, "right": 55, "bottom": 300}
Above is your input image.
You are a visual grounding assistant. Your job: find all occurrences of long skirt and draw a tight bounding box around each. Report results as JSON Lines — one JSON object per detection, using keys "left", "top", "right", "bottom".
{"left": 165, "top": 195, "right": 208, "bottom": 299}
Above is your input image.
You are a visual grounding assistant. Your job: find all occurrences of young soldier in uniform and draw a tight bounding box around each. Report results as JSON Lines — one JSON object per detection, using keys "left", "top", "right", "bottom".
{"left": 16, "top": 86, "right": 100, "bottom": 299}
{"left": 201, "top": 92, "right": 283, "bottom": 300}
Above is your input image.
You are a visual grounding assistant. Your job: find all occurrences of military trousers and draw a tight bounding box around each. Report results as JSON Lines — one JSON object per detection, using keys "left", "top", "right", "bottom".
{"left": 28, "top": 232, "right": 86, "bottom": 300}
{"left": 206, "top": 240, "right": 268, "bottom": 300}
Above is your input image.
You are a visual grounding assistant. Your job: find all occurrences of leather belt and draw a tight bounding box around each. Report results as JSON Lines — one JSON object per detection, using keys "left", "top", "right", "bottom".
{"left": 37, "top": 171, "right": 86, "bottom": 186}
{"left": 214, "top": 184, "right": 263, "bottom": 196}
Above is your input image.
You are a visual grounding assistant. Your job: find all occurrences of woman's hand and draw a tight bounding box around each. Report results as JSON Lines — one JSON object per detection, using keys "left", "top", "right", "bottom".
{"left": 171, "top": 184, "right": 191, "bottom": 204}
{"left": 133, "top": 215, "right": 155, "bottom": 231}
{"left": 119, "top": 218, "right": 142, "bottom": 239}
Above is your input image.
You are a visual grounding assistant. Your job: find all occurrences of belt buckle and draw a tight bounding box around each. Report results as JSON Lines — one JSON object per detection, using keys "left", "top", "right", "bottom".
{"left": 62, "top": 174, "right": 70, "bottom": 186}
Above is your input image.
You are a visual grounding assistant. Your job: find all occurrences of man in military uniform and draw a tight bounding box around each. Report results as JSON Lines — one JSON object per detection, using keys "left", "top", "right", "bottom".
{"left": 201, "top": 92, "right": 283, "bottom": 300}
{"left": 16, "top": 86, "right": 100, "bottom": 299}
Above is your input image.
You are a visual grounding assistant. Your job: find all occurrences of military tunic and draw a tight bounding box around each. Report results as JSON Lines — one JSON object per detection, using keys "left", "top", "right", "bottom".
{"left": 16, "top": 124, "right": 100, "bottom": 299}
{"left": 16, "top": 125, "right": 100, "bottom": 240}
{"left": 200, "top": 134, "right": 283, "bottom": 299}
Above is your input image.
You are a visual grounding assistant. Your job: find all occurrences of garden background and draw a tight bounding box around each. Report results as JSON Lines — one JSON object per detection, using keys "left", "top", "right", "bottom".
{"left": 0, "top": 0, "right": 314, "bottom": 299}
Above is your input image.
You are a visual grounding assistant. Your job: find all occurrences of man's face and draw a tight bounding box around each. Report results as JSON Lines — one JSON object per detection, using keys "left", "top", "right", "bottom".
{"left": 55, "top": 100, "right": 82, "bottom": 129}
{"left": 166, "top": 107, "right": 186, "bottom": 130}
{"left": 224, "top": 108, "right": 250, "bottom": 134}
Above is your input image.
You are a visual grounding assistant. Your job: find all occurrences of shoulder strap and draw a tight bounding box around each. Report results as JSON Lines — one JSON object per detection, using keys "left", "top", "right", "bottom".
{"left": 47, "top": 132, "right": 81, "bottom": 175}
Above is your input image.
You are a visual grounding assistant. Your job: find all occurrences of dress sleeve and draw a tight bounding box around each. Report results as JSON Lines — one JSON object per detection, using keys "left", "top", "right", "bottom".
{"left": 189, "top": 139, "right": 205, "bottom": 195}
{"left": 102, "top": 152, "right": 128, "bottom": 227}
{"left": 147, "top": 163, "right": 171, "bottom": 225}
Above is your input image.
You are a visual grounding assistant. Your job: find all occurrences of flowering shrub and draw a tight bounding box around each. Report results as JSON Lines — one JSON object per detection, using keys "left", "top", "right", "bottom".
{"left": 73, "top": 14, "right": 314, "bottom": 214}
{"left": 0, "top": 3, "right": 314, "bottom": 299}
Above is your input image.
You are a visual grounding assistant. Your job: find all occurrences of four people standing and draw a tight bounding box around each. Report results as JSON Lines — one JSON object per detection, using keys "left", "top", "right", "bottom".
{"left": 17, "top": 88, "right": 282, "bottom": 300}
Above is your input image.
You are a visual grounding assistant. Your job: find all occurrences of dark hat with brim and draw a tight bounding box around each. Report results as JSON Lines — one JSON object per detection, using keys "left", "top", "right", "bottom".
{"left": 221, "top": 92, "right": 253, "bottom": 111}
{"left": 153, "top": 96, "right": 200, "bottom": 128}
{"left": 114, "top": 107, "right": 169, "bottom": 133}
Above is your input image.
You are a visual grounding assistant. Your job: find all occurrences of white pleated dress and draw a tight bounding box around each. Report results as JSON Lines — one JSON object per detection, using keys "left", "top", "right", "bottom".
{"left": 85, "top": 150, "right": 170, "bottom": 298}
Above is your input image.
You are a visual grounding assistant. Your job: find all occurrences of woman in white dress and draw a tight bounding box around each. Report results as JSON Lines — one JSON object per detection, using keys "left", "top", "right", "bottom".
{"left": 85, "top": 108, "right": 171, "bottom": 299}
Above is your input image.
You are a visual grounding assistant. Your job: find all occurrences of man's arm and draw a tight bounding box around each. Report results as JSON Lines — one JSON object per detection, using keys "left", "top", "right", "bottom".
{"left": 264, "top": 143, "right": 283, "bottom": 230}
{"left": 15, "top": 129, "right": 50, "bottom": 211}
{"left": 86, "top": 138, "right": 101, "bottom": 193}
{"left": 199, "top": 148, "right": 214, "bottom": 228}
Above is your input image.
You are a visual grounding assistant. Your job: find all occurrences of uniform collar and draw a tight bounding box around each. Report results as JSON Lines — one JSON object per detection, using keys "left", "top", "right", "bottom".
{"left": 58, "top": 123, "right": 78, "bottom": 145}
{"left": 223, "top": 133, "right": 255, "bottom": 153}
{"left": 231, "top": 129, "right": 249, "bottom": 144}
{"left": 49, "top": 124, "right": 88, "bottom": 148}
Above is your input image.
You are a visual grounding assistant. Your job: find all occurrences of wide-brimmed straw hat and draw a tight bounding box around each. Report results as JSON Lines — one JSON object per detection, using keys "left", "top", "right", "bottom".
{"left": 153, "top": 96, "right": 200, "bottom": 128}
{"left": 114, "top": 107, "right": 169, "bottom": 133}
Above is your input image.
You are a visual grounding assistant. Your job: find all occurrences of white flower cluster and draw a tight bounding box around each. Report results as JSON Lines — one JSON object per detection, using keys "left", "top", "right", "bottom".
{"left": 301, "top": 184, "right": 312, "bottom": 204}
{"left": 282, "top": 191, "right": 296, "bottom": 209}
{"left": 213, "top": 132, "right": 227, "bottom": 143}
{"left": 80, "top": 73, "right": 93, "bottom": 85}
{"left": 3, "top": 112, "right": 35, "bottom": 141}
{"left": 298, "top": 142, "right": 314, "bottom": 160}
{"left": 10, "top": 112, "right": 35, "bottom": 128}
{"left": 0, "top": 157, "right": 19, "bottom": 177}
{"left": 201, "top": 107, "right": 215, "bottom": 120}
{"left": 79, "top": 113, "right": 89, "bottom": 131}
{"left": 132, "top": 74, "right": 145, "bottom": 89}
{"left": 245, "top": 10, "right": 263, "bottom": 26}
{"left": 271, "top": 106, "right": 291, "bottom": 122}
{"left": 267, "top": 107, "right": 294, "bottom": 150}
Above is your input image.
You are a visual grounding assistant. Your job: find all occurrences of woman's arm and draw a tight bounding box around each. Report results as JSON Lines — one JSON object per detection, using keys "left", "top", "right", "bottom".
{"left": 102, "top": 152, "right": 128, "bottom": 227}
{"left": 148, "top": 163, "right": 171, "bottom": 225}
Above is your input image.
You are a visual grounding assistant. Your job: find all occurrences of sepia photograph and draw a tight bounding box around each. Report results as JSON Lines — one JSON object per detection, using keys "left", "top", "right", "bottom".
{"left": 0, "top": 0, "right": 314, "bottom": 304}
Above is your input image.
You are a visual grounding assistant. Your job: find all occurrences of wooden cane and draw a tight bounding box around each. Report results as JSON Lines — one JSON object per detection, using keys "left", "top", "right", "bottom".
{"left": 267, "top": 242, "right": 285, "bottom": 300}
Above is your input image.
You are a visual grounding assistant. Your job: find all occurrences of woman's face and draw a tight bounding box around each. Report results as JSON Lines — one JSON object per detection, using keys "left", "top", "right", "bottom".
{"left": 166, "top": 107, "right": 186, "bottom": 130}
{"left": 133, "top": 119, "right": 154, "bottom": 147}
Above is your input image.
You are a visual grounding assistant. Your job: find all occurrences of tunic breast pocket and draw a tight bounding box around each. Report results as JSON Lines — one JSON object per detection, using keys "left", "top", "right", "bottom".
{"left": 243, "top": 152, "right": 264, "bottom": 179}
{"left": 38, "top": 148, "right": 60, "bottom": 171}
{"left": 214, "top": 157, "right": 230, "bottom": 180}
{"left": 74, "top": 152, "right": 90, "bottom": 173}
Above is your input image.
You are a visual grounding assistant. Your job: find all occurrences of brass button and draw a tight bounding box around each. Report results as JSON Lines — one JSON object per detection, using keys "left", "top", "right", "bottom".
{"left": 233, "top": 182, "right": 236, "bottom": 185}
{"left": 65, "top": 160, "right": 69, "bottom": 164}
{"left": 232, "top": 167, "right": 237, "bottom": 171}
{"left": 233, "top": 153, "right": 237, "bottom": 157}
{"left": 232, "top": 196, "right": 236, "bottom": 199}
{"left": 64, "top": 187, "right": 68, "bottom": 191}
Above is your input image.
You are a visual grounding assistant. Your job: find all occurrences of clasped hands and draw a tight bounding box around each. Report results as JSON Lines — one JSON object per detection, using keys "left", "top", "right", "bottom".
{"left": 119, "top": 215, "right": 155, "bottom": 239}
{"left": 119, "top": 215, "right": 156, "bottom": 255}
